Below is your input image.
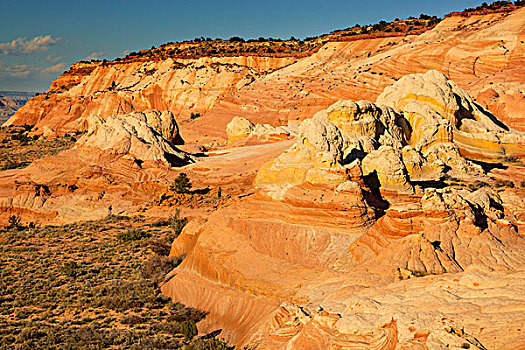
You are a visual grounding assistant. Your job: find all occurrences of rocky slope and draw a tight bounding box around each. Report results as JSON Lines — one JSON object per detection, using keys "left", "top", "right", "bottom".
{"left": 161, "top": 71, "right": 525, "bottom": 349}
{"left": 4, "top": 57, "right": 296, "bottom": 135}
{"left": 186, "top": 8, "right": 525, "bottom": 142}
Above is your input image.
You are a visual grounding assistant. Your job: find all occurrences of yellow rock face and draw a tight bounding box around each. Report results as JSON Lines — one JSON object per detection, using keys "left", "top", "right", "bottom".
{"left": 226, "top": 116, "right": 255, "bottom": 143}
{"left": 361, "top": 146, "right": 414, "bottom": 194}
{"left": 325, "top": 101, "right": 382, "bottom": 140}
{"left": 254, "top": 141, "right": 349, "bottom": 198}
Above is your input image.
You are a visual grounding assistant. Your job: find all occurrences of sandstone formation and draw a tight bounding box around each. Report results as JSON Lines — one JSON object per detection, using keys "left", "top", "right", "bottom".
{"left": 187, "top": 8, "right": 525, "bottom": 141}
{"left": 76, "top": 113, "right": 192, "bottom": 166}
{"left": 4, "top": 56, "right": 296, "bottom": 135}
{"left": 162, "top": 70, "right": 525, "bottom": 349}
{"left": 1, "top": 6, "right": 524, "bottom": 350}
{"left": 377, "top": 70, "right": 525, "bottom": 157}
{"left": 0, "top": 112, "right": 193, "bottom": 223}
{"left": 226, "top": 116, "right": 297, "bottom": 144}
{"left": 5, "top": 8, "right": 524, "bottom": 144}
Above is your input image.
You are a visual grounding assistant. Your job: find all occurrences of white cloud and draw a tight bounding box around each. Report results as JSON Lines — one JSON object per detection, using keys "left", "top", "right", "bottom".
{"left": 46, "top": 55, "right": 63, "bottom": 63}
{"left": 0, "top": 61, "right": 67, "bottom": 77}
{"left": 84, "top": 51, "right": 105, "bottom": 61}
{"left": 0, "top": 63, "right": 35, "bottom": 77}
{"left": 41, "top": 62, "right": 67, "bottom": 73}
{"left": 0, "top": 35, "right": 63, "bottom": 55}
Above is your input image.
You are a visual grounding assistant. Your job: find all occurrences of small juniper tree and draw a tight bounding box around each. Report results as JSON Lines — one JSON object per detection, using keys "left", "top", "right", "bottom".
{"left": 7, "top": 215, "right": 22, "bottom": 230}
{"left": 170, "top": 173, "right": 192, "bottom": 194}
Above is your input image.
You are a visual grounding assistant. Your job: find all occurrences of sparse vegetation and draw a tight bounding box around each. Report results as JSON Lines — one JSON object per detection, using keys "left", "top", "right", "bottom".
{"left": 502, "top": 155, "right": 519, "bottom": 163}
{"left": 0, "top": 125, "right": 75, "bottom": 172}
{"left": 452, "top": 0, "right": 522, "bottom": 16}
{"left": 117, "top": 227, "right": 151, "bottom": 241}
{"left": 468, "top": 180, "right": 490, "bottom": 191}
{"left": 0, "top": 216, "right": 232, "bottom": 349}
{"left": 493, "top": 178, "right": 515, "bottom": 188}
{"left": 190, "top": 112, "right": 201, "bottom": 120}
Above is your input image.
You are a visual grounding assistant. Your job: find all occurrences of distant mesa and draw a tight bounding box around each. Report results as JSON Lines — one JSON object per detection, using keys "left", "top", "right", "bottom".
{"left": 0, "top": 91, "right": 36, "bottom": 126}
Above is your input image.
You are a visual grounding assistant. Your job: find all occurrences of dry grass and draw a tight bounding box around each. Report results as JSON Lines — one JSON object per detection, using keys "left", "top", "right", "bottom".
{"left": 0, "top": 215, "right": 231, "bottom": 349}
{"left": 0, "top": 126, "right": 75, "bottom": 171}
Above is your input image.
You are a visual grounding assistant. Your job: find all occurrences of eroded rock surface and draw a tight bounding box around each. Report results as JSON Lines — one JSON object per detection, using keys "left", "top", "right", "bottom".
{"left": 162, "top": 70, "right": 525, "bottom": 349}
{"left": 77, "top": 113, "right": 191, "bottom": 166}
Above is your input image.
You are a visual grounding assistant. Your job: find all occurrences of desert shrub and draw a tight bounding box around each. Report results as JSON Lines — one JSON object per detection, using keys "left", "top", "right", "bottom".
{"left": 170, "top": 209, "right": 188, "bottom": 236}
{"left": 140, "top": 255, "right": 182, "bottom": 284}
{"left": 170, "top": 173, "right": 192, "bottom": 194}
{"left": 190, "top": 112, "right": 201, "bottom": 119}
{"left": 1, "top": 161, "right": 31, "bottom": 171}
{"left": 7, "top": 215, "right": 23, "bottom": 230}
{"left": 62, "top": 261, "right": 80, "bottom": 278}
{"left": 151, "top": 209, "right": 187, "bottom": 236}
{"left": 468, "top": 180, "right": 489, "bottom": 191}
{"left": 180, "top": 320, "right": 198, "bottom": 341}
{"left": 502, "top": 155, "right": 519, "bottom": 162}
{"left": 117, "top": 228, "right": 151, "bottom": 241}
{"left": 121, "top": 314, "right": 147, "bottom": 325}
{"left": 493, "top": 179, "right": 514, "bottom": 188}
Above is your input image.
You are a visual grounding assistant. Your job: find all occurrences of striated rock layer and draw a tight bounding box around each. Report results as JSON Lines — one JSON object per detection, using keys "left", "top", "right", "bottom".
{"left": 186, "top": 8, "right": 525, "bottom": 142}
{"left": 4, "top": 56, "right": 296, "bottom": 134}
{"left": 162, "top": 71, "right": 525, "bottom": 349}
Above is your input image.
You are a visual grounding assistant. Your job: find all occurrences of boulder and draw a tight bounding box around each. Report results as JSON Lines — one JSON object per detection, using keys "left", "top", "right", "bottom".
{"left": 77, "top": 113, "right": 192, "bottom": 166}
{"left": 226, "top": 116, "right": 255, "bottom": 142}
{"left": 323, "top": 100, "right": 409, "bottom": 149}
{"left": 361, "top": 146, "right": 414, "bottom": 194}
{"left": 401, "top": 146, "right": 444, "bottom": 182}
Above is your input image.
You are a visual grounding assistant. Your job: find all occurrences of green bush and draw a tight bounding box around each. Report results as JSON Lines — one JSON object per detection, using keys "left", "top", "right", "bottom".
{"left": 117, "top": 228, "right": 151, "bottom": 241}
{"left": 7, "top": 215, "right": 23, "bottom": 230}
{"left": 170, "top": 173, "right": 192, "bottom": 194}
{"left": 62, "top": 261, "right": 80, "bottom": 278}
{"left": 180, "top": 319, "right": 198, "bottom": 341}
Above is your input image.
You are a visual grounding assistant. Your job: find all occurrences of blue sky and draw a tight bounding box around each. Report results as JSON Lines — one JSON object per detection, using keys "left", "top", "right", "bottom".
{"left": 0, "top": 0, "right": 484, "bottom": 92}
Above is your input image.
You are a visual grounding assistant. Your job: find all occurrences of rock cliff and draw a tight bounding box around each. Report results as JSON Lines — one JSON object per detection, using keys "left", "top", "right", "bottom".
{"left": 4, "top": 57, "right": 296, "bottom": 135}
